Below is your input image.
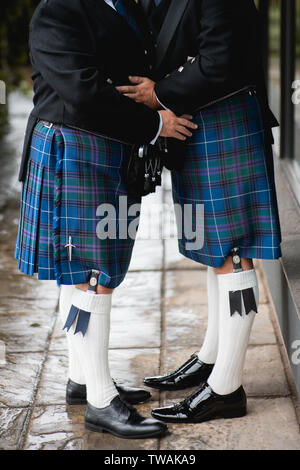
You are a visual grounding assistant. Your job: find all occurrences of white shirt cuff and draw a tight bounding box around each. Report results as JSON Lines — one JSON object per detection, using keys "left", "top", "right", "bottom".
{"left": 150, "top": 112, "right": 163, "bottom": 145}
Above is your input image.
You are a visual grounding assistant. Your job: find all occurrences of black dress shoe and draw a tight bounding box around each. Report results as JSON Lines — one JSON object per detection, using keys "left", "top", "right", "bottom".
{"left": 144, "top": 354, "right": 214, "bottom": 391}
{"left": 151, "top": 382, "right": 247, "bottom": 424}
{"left": 85, "top": 396, "right": 168, "bottom": 439}
{"left": 66, "top": 379, "right": 151, "bottom": 406}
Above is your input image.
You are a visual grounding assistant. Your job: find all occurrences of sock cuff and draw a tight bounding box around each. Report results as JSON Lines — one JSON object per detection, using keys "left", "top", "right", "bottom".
{"left": 71, "top": 288, "right": 112, "bottom": 314}
{"left": 207, "top": 266, "right": 218, "bottom": 281}
{"left": 217, "top": 269, "right": 258, "bottom": 291}
{"left": 60, "top": 285, "right": 76, "bottom": 296}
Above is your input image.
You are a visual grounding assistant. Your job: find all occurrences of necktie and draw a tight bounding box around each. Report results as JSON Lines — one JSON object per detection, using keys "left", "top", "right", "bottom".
{"left": 113, "top": 0, "right": 143, "bottom": 39}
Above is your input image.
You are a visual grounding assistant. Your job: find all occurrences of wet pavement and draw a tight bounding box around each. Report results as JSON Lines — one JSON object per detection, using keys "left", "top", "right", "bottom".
{"left": 0, "top": 92, "right": 300, "bottom": 450}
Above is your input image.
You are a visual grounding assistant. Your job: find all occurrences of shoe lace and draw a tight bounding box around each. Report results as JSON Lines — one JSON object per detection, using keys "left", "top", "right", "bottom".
{"left": 117, "top": 396, "right": 141, "bottom": 423}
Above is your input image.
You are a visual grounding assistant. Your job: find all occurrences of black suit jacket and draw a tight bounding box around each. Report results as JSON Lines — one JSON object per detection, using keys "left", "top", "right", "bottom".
{"left": 141, "top": 0, "right": 278, "bottom": 131}
{"left": 19, "top": 0, "right": 160, "bottom": 182}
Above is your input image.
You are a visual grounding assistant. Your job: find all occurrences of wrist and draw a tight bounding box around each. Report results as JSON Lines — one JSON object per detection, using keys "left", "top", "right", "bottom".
{"left": 151, "top": 90, "right": 160, "bottom": 110}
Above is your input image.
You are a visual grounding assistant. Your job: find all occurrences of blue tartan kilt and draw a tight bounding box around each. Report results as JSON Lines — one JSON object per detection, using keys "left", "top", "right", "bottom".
{"left": 172, "top": 90, "right": 282, "bottom": 267}
{"left": 15, "top": 122, "right": 140, "bottom": 288}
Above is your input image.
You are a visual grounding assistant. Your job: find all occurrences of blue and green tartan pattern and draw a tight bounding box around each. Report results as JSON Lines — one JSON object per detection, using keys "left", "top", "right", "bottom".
{"left": 15, "top": 91, "right": 282, "bottom": 286}
{"left": 172, "top": 91, "right": 282, "bottom": 267}
{"left": 15, "top": 122, "right": 140, "bottom": 288}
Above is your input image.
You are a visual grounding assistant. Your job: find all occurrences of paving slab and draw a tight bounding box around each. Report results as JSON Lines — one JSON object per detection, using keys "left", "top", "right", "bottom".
{"left": 51, "top": 305, "right": 161, "bottom": 352}
{"left": 113, "top": 272, "right": 162, "bottom": 308}
{"left": 24, "top": 402, "right": 160, "bottom": 450}
{"left": 0, "top": 310, "right": 56, "bottom": 353}
{"left": 0, "top": 407, "right": 28, "bottom": 450}
{"left": 160, "top": 397, "right": 300, "bottom": 450}
{"left": 164, "top": 304, "right": 276, "bottom": 350}
{"left": 0, "top": 353, "right": 43, "bottom": 407}
{"left": 0, "top": 275, "right": 59, "bottom": 305}
{"left": 165, "top": 303, "right": 207, "bottom": 348}
{"left": 129, "top": 239, "right": 163, "bottom": 271}
{"left": 162, "top": 344, "right": 290, "bottom": 402}
{"left": 244, "top": 345, "right": 290, "bottom": 397}
{"left": 256, "top": 267, "right": 269, "bottom": 304}
{"left": 249, "top": 304, "right": 277, "bottom": 345}
{"left": 164, "top": 270, "right": 207, "bottom": 308}
{"left": 165, "top": 238, "right": 204, "bottom": 271}
{"left": 36, "top": 348, "right": 160, "bottom": 406}
{"left": 0, "top": 155, "right": 299, "bottom": 450}
{"left": 110, "top": 306, "right": 161, "bottom": 349}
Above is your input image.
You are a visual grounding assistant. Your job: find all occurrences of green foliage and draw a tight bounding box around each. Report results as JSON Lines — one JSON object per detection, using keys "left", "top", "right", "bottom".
{"left": 0, "top": 2, "right": 39, "bottom": 134}
{"left": 0, "top": 1, "right": 39, "bottom": 85}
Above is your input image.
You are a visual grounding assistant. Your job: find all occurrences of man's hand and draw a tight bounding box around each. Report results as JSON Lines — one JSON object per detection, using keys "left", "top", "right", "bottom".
{"left": 116, "top": 76, "right": 159, "bottom": 109}
{"left": 159, "top": 110, "right": 198, "bottom": 141}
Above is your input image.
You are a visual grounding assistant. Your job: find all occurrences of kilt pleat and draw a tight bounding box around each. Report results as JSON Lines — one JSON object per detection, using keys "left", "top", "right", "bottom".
{"left": 172, "top": 90, "right": 282, "bottom": 267}
{"left": 15, "top": 122, "right": 138, "bottom": 288}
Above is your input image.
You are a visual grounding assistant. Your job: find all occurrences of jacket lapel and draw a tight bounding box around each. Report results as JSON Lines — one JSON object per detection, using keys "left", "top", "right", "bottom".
{"left": 155, "top": 0, "right": 189, "bottom": 68}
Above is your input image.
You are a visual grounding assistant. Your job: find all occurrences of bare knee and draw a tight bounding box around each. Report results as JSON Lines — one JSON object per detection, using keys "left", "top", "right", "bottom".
{"left": 214, "top": 256, "right": 254, "bottom": 275}
{"left": 76, "top": 283, "right": 114, "bottom": 295}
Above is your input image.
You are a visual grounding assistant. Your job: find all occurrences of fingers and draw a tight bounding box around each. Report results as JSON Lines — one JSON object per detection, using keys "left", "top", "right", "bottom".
{"left": 129, "top": 76, "right": 145, "bottom": 84}
{"left": 181, "top": 114, "right": 194, "bottom": 120}
{"left": 173, "top": 132, "right": 187, "bottom": 141}
{"left": 177, "top": 118, "right": 198, "bottom": 130}
{"left": 176, "top": 125, "right": 193, "bottom": 138}
{"left": 116, "top": 85, "right": 136, "bottom": 94}
{"left": 124, "top": 94, "right": 137, "bottom": 100}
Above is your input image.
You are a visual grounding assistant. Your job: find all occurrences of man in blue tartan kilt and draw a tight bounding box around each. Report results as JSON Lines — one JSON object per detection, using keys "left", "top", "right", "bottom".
{"left": 117, "top": 0, "right": 283, "bottom": 424}
{"left": 15, "top": 0, "right": 198, "bottom": 438}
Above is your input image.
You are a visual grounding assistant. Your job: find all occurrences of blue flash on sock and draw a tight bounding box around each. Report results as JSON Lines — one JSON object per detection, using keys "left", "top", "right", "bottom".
{"left": 63, "top": 304, "right": 91, "bottom": 337}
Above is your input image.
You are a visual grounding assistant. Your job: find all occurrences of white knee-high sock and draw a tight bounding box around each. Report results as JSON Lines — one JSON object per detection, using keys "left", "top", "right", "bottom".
{"left": 207, "top": 269, "right": 259, "bottom": 395}
{"left": 197, "top": 267, "right": 219, "bottom": 364}
{"left": 65, "top": 288, "right": 118, "bottom": 408}
{"left": 59, "top": 285, "right": 85, "bottom": 385}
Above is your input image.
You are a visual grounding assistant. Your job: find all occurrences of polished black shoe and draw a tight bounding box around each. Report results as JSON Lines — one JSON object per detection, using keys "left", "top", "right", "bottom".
{"left": 66, "top": 379, "right": 151, "bottom": 406}
{"left": 151, "top": 382, "right": 247, "bottom": 424}
{"left": 85, "top": 396, "right": 168, "bottom": 439}
{"left": 144, "top": 354, "right": 214, "bottom": 391}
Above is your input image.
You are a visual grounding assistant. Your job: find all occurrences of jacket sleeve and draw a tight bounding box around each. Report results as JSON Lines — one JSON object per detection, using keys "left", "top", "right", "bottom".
{"left": 29, "top": 0, "right": 160, "bottom": 144}
{"left": 154, "top": 0, "right": 237, "bottom": 115}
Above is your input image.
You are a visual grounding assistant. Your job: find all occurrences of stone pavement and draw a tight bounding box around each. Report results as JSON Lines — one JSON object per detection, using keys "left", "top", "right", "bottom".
{"left": 0, "top": 169, "right": 300, "bottom": 450}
